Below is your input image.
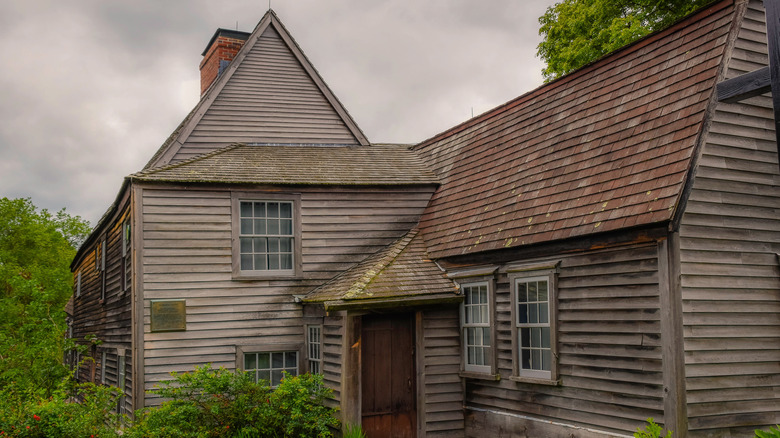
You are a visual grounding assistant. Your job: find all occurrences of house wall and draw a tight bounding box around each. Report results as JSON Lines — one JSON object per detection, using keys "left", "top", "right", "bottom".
{"left": 71, "top": 202, "right": 134, "bottom": 414}
{"left": 137, "top": 183, "right": 434, "bottom": 406}
{"left": 679, "top": 1, "right": 780, "bottom": 435}
{"left": 460, "top": 242, "right": 666, "bottom": 437}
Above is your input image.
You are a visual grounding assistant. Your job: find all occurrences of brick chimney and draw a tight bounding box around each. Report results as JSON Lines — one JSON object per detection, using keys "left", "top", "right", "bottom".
{"left": 200, "top": 28, "right": 251, "bottom": 96}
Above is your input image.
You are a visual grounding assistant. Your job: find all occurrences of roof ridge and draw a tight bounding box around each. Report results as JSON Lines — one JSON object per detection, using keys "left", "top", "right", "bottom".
{"left": 413, "top": 0, "right": 731, "bottom": 150}
{"left": 134, "top": 143, "right": 245, "bottom": 177}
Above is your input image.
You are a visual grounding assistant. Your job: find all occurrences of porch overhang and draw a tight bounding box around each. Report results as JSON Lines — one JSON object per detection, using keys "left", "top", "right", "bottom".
{"left": 316, "top": 292, "right": 462, "bottom": 312}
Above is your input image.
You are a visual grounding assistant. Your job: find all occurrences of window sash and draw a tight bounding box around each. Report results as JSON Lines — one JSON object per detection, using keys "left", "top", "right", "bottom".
{"left": 239, "top": 201, "right": 294, "bottom": 272}
{"left": 515, "top": 276, "right": 552, "bottom": 379}
{"left": 307, "top": 325, "right": 322, "bottom": 374}
{"left": 461, "top": 283, "right": 491, "bottom": 373}
{"left": 244, "top": 351, "right": 298, "bottom": 387}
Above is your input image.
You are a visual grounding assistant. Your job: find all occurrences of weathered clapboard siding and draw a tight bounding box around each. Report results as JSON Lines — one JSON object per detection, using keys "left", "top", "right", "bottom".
{"left": 71, "top": 204, "right": 134, "bottom": 411}
{"left": 139, "top": 184, "right": 434, "bottom": 404}
{"left": 419, "top": 308, "right": 464, "bottom": 437}
{"left": 463, "top": 243, "right": 664, "bottom": 436}
{"left": 173, "top": 25, "right": 359, "bottom": 162}
{"left": 321, "top": 314, "right": 344, "bottom": 410}
{"left": 680, "top": 1, "right": 780, "bottom": 435}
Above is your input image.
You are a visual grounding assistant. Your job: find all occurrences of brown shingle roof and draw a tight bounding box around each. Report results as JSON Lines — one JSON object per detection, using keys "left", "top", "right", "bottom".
{"left": 131, "top": 143, "right": 439, "bottom": 186}
{"left": 414, "top": 0, "right": 736, "bottom": 259}
{"left": 304, "top": 229, "right": 459, "bottom": 309}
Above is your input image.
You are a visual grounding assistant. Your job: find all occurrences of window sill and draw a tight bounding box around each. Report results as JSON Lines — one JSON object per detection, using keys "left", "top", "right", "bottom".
{"left": 509, "top": 376, "right": 561, "bottom": 386}
{"left": 232, "top": 272, "right": 299, "bottom": 281}
{"left": 459, "top": 371, "right": 500, "bottom": 381}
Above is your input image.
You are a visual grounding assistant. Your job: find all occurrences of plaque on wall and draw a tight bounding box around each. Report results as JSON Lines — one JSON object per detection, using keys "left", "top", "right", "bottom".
{"left": 150, "top": 300, "right": 186, "bottom": 332}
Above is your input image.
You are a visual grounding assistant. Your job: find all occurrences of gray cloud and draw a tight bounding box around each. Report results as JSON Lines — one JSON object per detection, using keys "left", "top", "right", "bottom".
{"left": 0, "top": 0, "right": 554, "bottom": 225}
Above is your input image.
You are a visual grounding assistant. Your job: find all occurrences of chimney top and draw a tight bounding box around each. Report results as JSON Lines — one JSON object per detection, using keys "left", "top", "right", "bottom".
{"left": 201, "top": 28, "right": 251, "bottom": 56}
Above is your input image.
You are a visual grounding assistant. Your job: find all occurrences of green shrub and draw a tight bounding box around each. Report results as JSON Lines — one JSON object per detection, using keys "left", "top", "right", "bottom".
{"left": 0, "top": 381, "right": 122, "bottom": 438}
{"left": 342, "top": 423, "right": 366, "bottom": 438}
{"left": 634, "top": 418, "right": 672, "bottom": 438}
{"left": 126, "top": 364, "right": 338, "bottom": 438}
{"left": 756, "top": 425, "right": 780, "bottom": 438}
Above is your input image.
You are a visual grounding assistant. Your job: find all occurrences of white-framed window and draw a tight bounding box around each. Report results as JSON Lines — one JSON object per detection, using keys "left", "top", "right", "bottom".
{"left": 231, "top": 192, "right": 301, "bottom": 279}
{"left": 76, "top": 271, "right": 81, "bottom": 297}
{"left": 510, "top": 270, "right": 558, "bottom": 382}
{"left": 461, "top": 282, "right": 492, "bottom": 374}
{"left": 117, "top": 353, "right": 126, "bottom": 414}
{"left": 243, "top": 351, "right": 298, "bottom": 387}
{"left": 121, "top": 219, "right": 131, "bottom": 292}
{"left": 239, "top": 201, "right": 293, "bottom": 271}
{"left": 307, "top": 325, "right": 322, "bottom": 374}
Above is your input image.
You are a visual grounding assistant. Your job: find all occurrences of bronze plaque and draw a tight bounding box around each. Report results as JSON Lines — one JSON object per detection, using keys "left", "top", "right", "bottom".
{"left": 151, "top": 300, "right": 186, "bottom": 332}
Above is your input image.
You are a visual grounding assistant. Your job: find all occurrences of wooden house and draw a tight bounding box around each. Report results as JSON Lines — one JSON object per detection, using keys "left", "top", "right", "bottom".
{"left": 70, "top": 1, "right": 779, "bottom": 436}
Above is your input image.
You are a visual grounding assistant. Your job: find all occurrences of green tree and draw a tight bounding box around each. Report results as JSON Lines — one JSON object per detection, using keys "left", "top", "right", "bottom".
{"left": 0, "top": 197, "right": 90, "bottom": 396}
{"left": 537, "top": 0, "right": 714, "bottom": 81}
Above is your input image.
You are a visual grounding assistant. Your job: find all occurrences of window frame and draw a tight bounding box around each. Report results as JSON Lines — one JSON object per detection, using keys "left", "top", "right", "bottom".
{"left": 460, "top": 281, "right": 493, "bottom": 374}
{"left": 230, "top": 192, "right": 302, "bottom": 280}
{"left": 76, "top": 271, "right": 81, "bottom": 298}
{"left": 307, "top": 324, "right": 323, "bottom": 374}
{"left": 236, "top": 344, "right": 302, "bottom": 387}
{"left": 508, "top": 262, "right": 560, "bottom": 385}
{"left": 99, "top": 237, "right": 106, "bottom": 301}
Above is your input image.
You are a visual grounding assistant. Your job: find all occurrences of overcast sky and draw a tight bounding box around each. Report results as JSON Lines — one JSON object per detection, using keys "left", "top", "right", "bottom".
{"left": 0, "top": 0, "right": 556, "bottom": 226}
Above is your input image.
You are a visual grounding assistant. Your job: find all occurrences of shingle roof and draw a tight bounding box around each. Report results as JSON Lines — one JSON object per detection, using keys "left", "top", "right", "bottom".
{"left": 131, "top": 143, "right": 439, "bottom": 186}
{"left": 414, "top": 0, "right": 736, "bottom": 259}
{"left": 304, "top": 229, "right": 459, "bottom": 309}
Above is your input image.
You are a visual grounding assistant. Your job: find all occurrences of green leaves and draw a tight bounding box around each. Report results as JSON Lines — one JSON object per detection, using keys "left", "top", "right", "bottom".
{"left": 537, "top": 0, "right": 714, "bottom": 81}
{"left": 0, "top": 197, "right": 90, "bottom": 398}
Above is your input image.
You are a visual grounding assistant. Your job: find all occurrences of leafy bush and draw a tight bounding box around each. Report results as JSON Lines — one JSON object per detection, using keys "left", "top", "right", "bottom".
{"left": 756, "top": 425, "right": 780, "bottom": 438}
{"left": 342, "top": 423, "right": 366, "bottom": 438}
{"left": 0, "top": 381, "right": 123, "bottom": 438}
{"left": 126, "top": 364, "right": 338, "bottom": 438}
{"left": 634, "top": 418, "right": 672, "bottom": 438}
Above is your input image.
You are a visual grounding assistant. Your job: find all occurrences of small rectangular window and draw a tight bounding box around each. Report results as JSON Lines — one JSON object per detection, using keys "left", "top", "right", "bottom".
{"left": 76, "top": 271, "right": 81, "bottom": 297}
{"left": 307, "top": 325, "right": 322, "bottom": 374}
{"left": 244, "top": 351, "right": 298, "bottom": 387}
{"left": 100, "top": 238, "right": 106, "bottom": 301}
{"left": 117, "top": 354, "right": 126, "bottom": 414}
{"left": 461, "top": 283, "right": 491, "bottom": 373}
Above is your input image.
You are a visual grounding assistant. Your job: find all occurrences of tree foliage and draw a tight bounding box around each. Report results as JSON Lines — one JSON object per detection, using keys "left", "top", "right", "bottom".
{"left": 537, "top": 0, "right": 714, "bottom": 81}
{"left": 0, "top": 197, "right": 90, "bottom": 396}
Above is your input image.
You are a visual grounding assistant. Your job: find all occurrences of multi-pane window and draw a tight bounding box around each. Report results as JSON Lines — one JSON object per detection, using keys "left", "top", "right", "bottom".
{"left": 462, "top": 283, "right": 491, "bottom": 373}
{"left": 244, "top": 351, "right": 298, "bottom": 387}
{"left": 307, "top": 325, "right": 322, "bottom": 374}
{"left": 516, "top": 277, "right": 552, "bottom": 378}
{"left": 121, "top": 219, "right": 131, "bottom": 292}
{"left": 239, "top": 201, "right": 294, "bottom": 272}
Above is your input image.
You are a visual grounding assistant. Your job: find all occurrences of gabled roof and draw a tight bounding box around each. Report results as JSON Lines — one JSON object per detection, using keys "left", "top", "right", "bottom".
{"left": 145, "top": 9, "right": 369, "bottom": 169}
{"left": 303, "top": 229, "right": 460, "bottom": 310}
{"left": 414, "top": 0, "right": 737, "bottom": 259}
{"left": 132, "top": 143, "right": 438, "bottom": 186}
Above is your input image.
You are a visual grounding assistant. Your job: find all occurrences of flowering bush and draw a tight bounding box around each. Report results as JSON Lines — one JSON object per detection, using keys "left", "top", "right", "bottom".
{"left": 0, "top": 381, "right": 123, "bottom": 438}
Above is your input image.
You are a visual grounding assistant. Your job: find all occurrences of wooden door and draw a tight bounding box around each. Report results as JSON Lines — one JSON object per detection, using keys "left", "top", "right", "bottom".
{"left": 361, "top": 313, "right": 416, "bottom": 438}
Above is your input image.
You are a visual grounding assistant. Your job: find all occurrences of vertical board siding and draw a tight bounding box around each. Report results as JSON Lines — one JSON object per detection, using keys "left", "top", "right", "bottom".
{"left": 71, "top": 206, "right": 134, "bottom": 410}
{"left": 681, "top": 1, "right": 780, "bottom": 435}
{"left": 140, "top": 185, "right": 433, "bottom": 405}
{"left": 464, "top": 244, "right": 664, "bottom": 436}
{"left": 175, "top": 26, "right": 359, "bottom": 162}
{"left": 420, "top": 308, "right": 465, "bottom": 437}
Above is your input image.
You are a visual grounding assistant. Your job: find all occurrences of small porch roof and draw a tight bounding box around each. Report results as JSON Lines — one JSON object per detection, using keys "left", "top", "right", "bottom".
{"left": 303, "top": 228, "right": 460, "bottom": 311}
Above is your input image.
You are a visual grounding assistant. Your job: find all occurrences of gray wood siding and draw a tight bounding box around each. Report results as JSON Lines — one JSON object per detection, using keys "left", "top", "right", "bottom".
{"left": 71, "top": 206, "right": 134, "bottom": 411}
{"left": 174, "top": 26, "right": 359, "bottom": 162}
{"left": 420, "top": 308, "right": 464, "bottom": 437}
{"left": 139, "top": 185, "right": 433, "bottom": 405}
{"left": 322, "top": 313, "right": 343, "bottom": 409}
{"left": 463, "top": 243, "right": 664, "bottom": 436}
{"left": 680, "top": 1, "right": 780, "bottom": 435}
